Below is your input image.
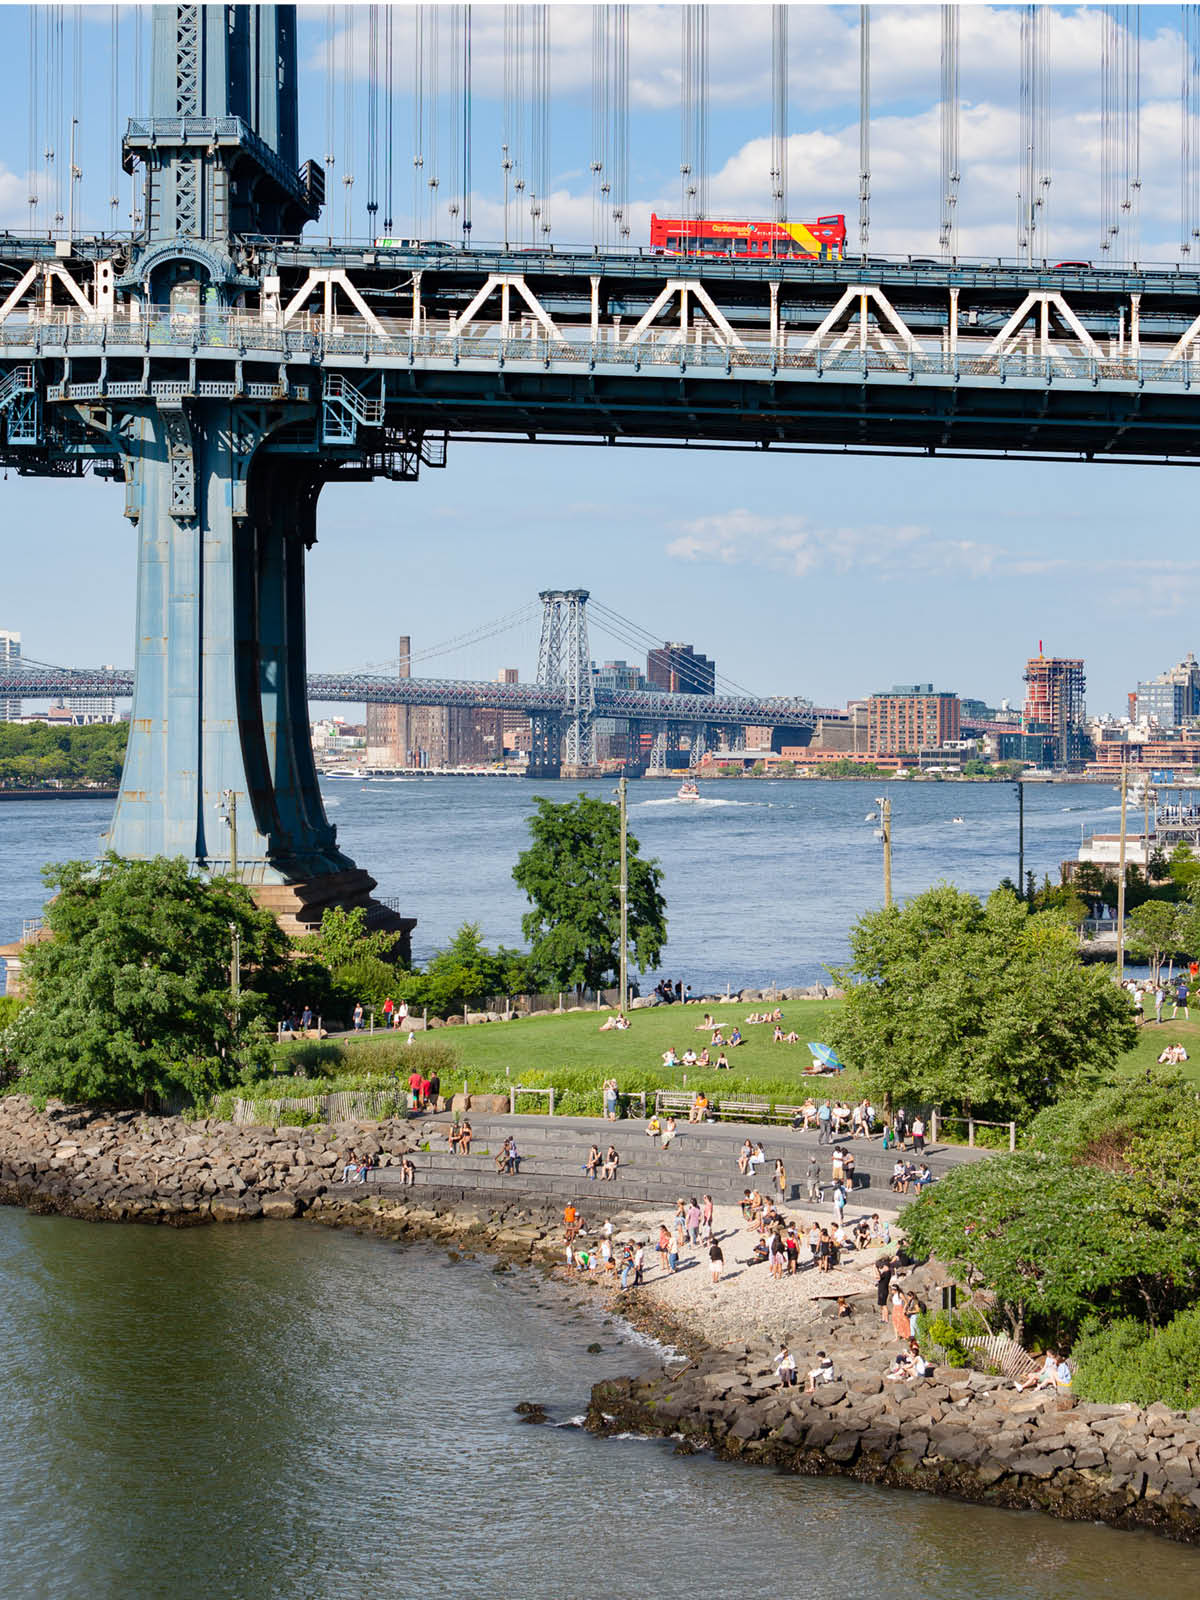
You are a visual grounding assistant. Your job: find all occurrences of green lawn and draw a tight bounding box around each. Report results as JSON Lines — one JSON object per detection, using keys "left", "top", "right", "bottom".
{"left": 1114, "top": 1010, "right": 1200, "bottom": 1088}
{"left": 261, "top": 982, "right": 1200, "bottom": 1118}
{"left": 269, "top": 997, "right": 861, "bottom": 1114}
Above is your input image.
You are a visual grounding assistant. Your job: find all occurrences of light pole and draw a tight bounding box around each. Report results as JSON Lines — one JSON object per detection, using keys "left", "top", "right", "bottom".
{"left": 1015, "top": 778, "right": 1025, "bottom": 896}
{"left": 217, "top": 789, "right": 238, "bottom": 879}
{"left": 1116, "top": 763, "right": 1129, "bottom": 982}
{"left": 228, "top": 921, "right": 241, "bottom": 1003}
{"left": 876, "top": 794, "right": 892, "bottom": 907}
{"left": 616, "top": 777, "right": 629, "bottom": 1012}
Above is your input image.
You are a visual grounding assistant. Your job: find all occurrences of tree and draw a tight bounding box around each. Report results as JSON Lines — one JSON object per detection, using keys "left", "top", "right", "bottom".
{"left": 826, "top": 885, "right": 1137, "bottom": 1118}
{"left": 1125, "top": 899, "right": 1187, "bottom": 983}
{"left": 299, "top": 904, "right": 404, "bottom": 968}
{"left": 396, "top": 923, "right": 532, "bottom": 1017}
{"left": 513, "top": 794, "right": 666, "bottom": 990}
{"left": 14, "top": 855, "right": 295, "bottom": 1109}
{"left": 904, "top": 1153, "right": 1185, "bottom": 1344}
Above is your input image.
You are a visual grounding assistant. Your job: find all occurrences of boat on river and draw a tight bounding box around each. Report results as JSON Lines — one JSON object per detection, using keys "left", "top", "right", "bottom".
{"left": 676, "top": 780, "right": 701, "bottom": 801}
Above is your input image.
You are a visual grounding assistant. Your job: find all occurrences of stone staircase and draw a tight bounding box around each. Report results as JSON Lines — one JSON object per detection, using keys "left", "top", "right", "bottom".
{"left": 358, "top": 1113, "right": 988, "bottom": 1214}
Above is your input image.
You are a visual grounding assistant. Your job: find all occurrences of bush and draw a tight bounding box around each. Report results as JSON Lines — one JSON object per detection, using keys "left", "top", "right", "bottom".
{"left": 1072, "top": 1307, "right": 1200, "bottom": 1410}
{"left": 921, "top": 1306, "right": 990, "bottom": 1368}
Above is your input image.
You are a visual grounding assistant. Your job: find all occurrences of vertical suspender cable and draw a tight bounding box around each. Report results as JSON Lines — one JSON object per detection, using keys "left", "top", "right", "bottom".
{"left": 326, "top": 5, "right": 336, "bottom": 243}
{"left": 859, "top": 5, "right": 870, "bottom": 262}
{"left": 613, "top": 4, "right": 629, "bottom": 244}
{"left": 462, "top": 6, "right": 472, "bottom": 247}
{"left": 448, "top": 5, "right": 462, "bottom": 238}
{"left": 1127, "top": 5, "right": 1142, "bottom": 263}
{"left": 419, "top": 7, "right": 428, "bottom": 238}
{"left": 383, "top": 6, "right": 394, "bottom": 234}
{"left": 131, "top": 5, "right": 142, "bottom": 231}
{"left": 771, "top": 4, "right": 788, "bottom": 231}
{"left": 1017, "top": 5, "right": 1049, "bottom": 265}
{"left": 27, "top": 8, "right": 38, "bottom": 232}
{"left": 529, "top": 4, "right": 550, "bottom": 240}
{"left": 70, "top": 3, "right": 82, "bottom": 238}
{"left": 1101, "top": 7, "right": 1115, "bottom": 254}
{"left": 366, "top": 5, "right": 379, "bottom": 239}
{"left": 591, "top": 4, "right": 605, "bottom": 248}
{"left": 680, "top": 8, "right": 691, "bottom": 247}
{"left": 341, "top": 11, "right": 355, "bottom": 237}
{"left": 502, "top": 5, "right": 515, "bottom": 248}
{"left": 939, "top": 3, "right": 959, "bottom": 260}
{"left": 427, "top": 6, "right": 440, "bottom": 238}
{"left": 698, "top": 3, "right": 708, "bottom": 227}
{"left": 110, "top": 5, "right": 120, "bottom": 231}
{"left": 1183, "top": 5, "right": 1199, "bottom": 257}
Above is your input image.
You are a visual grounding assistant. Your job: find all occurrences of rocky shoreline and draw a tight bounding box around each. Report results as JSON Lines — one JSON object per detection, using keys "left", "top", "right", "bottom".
{"left": 3, "top": 1094, "right": 1199, "bottom": 1543}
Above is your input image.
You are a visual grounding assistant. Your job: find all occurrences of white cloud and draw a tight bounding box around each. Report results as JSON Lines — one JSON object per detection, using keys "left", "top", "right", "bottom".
{"left": 665, "top": 508, "right": 1007, "bottom": 581}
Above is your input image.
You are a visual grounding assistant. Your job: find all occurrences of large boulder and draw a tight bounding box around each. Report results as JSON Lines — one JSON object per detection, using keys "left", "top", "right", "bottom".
{"left": 467, "top": 1094, "right": 509, "bottom": 1115}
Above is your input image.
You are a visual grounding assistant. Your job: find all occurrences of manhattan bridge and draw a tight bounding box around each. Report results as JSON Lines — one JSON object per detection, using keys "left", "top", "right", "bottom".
{"left": 6, "top": 3, "right": 1200, "bottom": 931}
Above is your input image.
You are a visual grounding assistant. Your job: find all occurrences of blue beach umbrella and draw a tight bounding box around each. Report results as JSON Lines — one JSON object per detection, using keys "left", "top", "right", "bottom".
{"left": 807, "top": 1042, "right": 843, "bottom": 1072}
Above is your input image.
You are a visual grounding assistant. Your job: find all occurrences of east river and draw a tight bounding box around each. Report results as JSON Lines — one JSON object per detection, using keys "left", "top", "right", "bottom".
{"left": 6, "top": 779, "right": 1197, "bottom": 1596}
{"left": 0, "top": 775, "right": 1138, "bottom": 984}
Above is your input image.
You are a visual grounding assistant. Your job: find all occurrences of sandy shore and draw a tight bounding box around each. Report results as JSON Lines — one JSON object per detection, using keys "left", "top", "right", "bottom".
{"left": 564, "top": 1199, "right": 897, "bottom": 1347}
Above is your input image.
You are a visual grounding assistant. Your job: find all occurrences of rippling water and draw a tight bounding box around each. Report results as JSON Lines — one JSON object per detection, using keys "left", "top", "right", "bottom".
{"left": 0, "top": 777, "right": 1128, "bottom": 989}
{"left": 0, "top": 1209, "right": 1196, "bottom": 1600}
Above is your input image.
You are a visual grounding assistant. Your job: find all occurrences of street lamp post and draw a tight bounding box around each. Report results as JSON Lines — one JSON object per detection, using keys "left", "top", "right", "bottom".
{"left": 876, "top": 794, "right": 892, "bottom": 907}
{"left": 1116, "top": 763, "right": 1129, "bottom": 982}
{"left": 228, "top": 921, "right": 241, "bottom": 1003}
{"left": 217, "top": 789, "right": 238, "bottom": 879}
{"left": 617, "top": 777, "right": 629, "bottom": 1012}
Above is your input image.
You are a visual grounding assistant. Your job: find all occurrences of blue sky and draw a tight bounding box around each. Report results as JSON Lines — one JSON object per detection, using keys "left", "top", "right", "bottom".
{"left": 2, "top": 3, "right": 1199, "bottom": 714}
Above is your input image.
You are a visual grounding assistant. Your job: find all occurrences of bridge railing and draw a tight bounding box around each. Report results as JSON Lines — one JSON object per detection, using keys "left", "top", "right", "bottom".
{"left": 2, "top": 305, "right": 1198, "bottom": 390}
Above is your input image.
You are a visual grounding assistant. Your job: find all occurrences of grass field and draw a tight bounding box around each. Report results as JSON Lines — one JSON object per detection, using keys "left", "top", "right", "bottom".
{"left": 262, "top": 984, "right": 1200, "bottom": 1118}
{"left": 269, "top": 998, "right": 862, "bottom": 1114}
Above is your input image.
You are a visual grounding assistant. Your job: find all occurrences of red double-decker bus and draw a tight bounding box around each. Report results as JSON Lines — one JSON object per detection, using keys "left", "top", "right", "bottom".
{"left": 649, "top": 213, "right": 846, "bottom": 261}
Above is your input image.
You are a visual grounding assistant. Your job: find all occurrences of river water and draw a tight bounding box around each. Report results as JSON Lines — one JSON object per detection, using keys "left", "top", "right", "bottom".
{"left": 0, "top": 777, "right": 1129, "bottom": 988}
{"left": 2, "top": 785, "right": 1196, "bottom": 1590}
{"left": 0, "top": 1208, "right": 1196, "bottom": 1600}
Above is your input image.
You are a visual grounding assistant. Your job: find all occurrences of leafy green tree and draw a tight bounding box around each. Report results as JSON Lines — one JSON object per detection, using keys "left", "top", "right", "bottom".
{"left": 1169, "top": 842, "right": 1200, "bottom": 892}
{"left": 513, "top": 794, "right": 666, "bottom": 990}
{"left": 0, "top": 721, "right": 129, "bottom": 789}
{"left": 827, "top": 885, "right": 1137, "bottom": 1118}
{"left": 903, "top": 1153, "right": 1183, "bottom": 1343}
{"left": 394, "top": 923, "right": 532, "bottom": 1017}
{"left": 14, "top": 855, "right": 294, "bottom": 1109}
{"left": 1125, "top": 899, "right": 1187, "bottom": 982}
{"left": 299, "top": 904, "right": 404, "bottom": 968}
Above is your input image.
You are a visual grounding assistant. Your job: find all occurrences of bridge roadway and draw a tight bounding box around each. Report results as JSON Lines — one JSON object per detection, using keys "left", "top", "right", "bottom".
{"left": 0, "top": 663, "right": 814, "bottom": 733}
{"left": 6, "top": 243, "right": 1200, "bottom": 466}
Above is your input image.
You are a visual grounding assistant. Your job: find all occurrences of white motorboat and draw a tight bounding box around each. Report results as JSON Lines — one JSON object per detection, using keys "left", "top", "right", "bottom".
{"left": 676, "top": 780, "right": 701, "bottom": 800}
{"left": 864, "top": 810, "right": 878, "bottom": 822}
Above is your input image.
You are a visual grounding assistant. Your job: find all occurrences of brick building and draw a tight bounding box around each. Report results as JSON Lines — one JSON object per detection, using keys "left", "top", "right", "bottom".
{"left": 867, "top": 684, "right": 960, "bottom": 755}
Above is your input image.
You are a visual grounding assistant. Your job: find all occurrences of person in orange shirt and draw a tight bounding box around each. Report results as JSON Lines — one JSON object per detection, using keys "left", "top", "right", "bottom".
{"left": 563, "top": 1203, "right": 578, "bottom": 1242}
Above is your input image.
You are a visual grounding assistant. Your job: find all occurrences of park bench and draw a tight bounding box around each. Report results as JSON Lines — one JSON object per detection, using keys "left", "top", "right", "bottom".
{"left": 715, "top": 1095, "right": 771, "bottom": 1122}
{"left": 771, "top": 1103, "right": 816, "bottom": 1127}
{"left": 653, "top": 1090, "right": 700, "bottom": 1118}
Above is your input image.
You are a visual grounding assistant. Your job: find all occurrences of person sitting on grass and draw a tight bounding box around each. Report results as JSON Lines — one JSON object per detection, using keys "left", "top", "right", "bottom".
{"left": 682, "top": 1048, "right": 698, "bottom": 1067}
{"left": 696, "top": 1048, "right": 711, "bottom": 1068}
{"left": 715, "top": 1050, "right": 731, "bottom": 1070}
{"left": 773, "top": 1025, "right": 784, "bottom": 1042}
{"left": 728, "top": 1028, "right": 744, "bottom": 1047}
{"left": 662, "top": 1047, "right": 679, "bottom": 1067}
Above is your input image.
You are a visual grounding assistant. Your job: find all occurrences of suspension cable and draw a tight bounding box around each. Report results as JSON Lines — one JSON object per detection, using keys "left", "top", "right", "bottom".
{"left": 939, "top": 4, "right": 959, "bottom": 260}
{"left": 590, "top": 602, "right": 760, "bottom": 699}
{"left": 383, "top": 5, "right": 393, "bottom": 234}
{"left": 771, "top": 4, "right": 788, "bottom": 230}
{"left": 1183, "top": 5, "right": 1199, "bottom": 256}
{"left": 859, "top": 5, "right": 870, "bottom": 262}
{"left": 612, "top": 4, "right": 629, "bottom": 243}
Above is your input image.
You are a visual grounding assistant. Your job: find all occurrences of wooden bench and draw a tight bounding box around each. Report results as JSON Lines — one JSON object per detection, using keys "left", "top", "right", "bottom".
{"left": 715, "top": 1095, "right": 771, "bottom": 1122}
{"left": 653, "top": 1090, "right": 700, "bottom": 1117}
{"left": 771, "top": 1103, "right": 817, "bottom": 1127}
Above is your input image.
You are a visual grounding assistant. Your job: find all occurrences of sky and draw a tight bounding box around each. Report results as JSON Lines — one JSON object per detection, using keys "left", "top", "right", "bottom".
{"left": 3, "top": 2, "right": 1200, "bottom": 715}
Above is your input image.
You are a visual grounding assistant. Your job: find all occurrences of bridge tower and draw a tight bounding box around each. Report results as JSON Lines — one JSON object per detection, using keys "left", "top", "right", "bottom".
{"left": 97, "top": 4, "right": 404, "bottom": 942}
{"left": 530, "top": 590, "right": 596, "bottom": 777}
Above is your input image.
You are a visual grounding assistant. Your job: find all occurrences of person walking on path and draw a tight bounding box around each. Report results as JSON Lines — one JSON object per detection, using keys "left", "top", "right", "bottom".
{"left": 352, "top": 1002, "right": 365, "bottom": 1032}
{"left": 806, "top": 1155, "right": 822, "bottom": 1201}
{"left": 911, "top": 1116, "right": 926, "bottom": 1156}
{"left": 685, "top": 1198, "right": 702, "bottom": 1246}
{"left": 1154, "top": 985, "right": 1166, "bottom": 1024}
{"left": 817, "top": 1100, "right": 833, "bottom": 1145}
{"left": 831, "top": 1181, "right": 847, "bottom": 1225}
{"left": 1173, "top": 978, "right": 1191, "bottom": 1020}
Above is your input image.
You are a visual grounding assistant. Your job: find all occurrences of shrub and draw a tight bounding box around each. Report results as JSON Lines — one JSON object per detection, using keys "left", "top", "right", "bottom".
{"left": 921, "top": 1306, "right": 989, "bottom": 1368}
{"left": 1072, "top": 1307, "right": 1200, "bottom": 1410}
